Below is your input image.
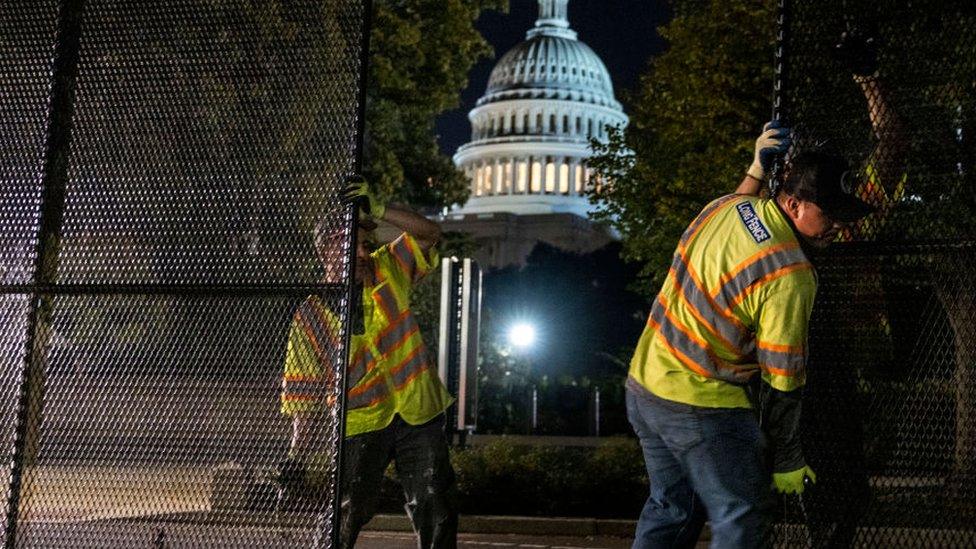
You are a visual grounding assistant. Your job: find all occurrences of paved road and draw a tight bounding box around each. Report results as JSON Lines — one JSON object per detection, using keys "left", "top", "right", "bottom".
{"left": 357, "top": 531, "right": 637, "bottom": 549}
{"left": 17, "top": 515, "right": 697, "bottom": 549}
{"left": 16, "top": 521, "right": 644, "bottom": 548}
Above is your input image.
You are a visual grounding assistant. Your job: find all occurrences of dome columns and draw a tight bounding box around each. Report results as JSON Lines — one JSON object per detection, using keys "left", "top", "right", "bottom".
{"left": 464, "top": 154, "right": 591, "bottom": 199}
{"left": 466, "top": 100, "right": 625, "bottom": 145}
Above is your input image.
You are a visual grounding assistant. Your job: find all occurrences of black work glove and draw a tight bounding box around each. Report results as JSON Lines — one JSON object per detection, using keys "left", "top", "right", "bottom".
{"left": 833, "top": 30, "right": 879, "bottom": 77}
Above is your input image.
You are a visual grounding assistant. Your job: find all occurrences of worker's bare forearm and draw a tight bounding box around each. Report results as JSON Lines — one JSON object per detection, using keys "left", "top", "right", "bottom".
{"left": 859, "top": 77, "right": 907, "bottom": 153}
{"left": 381, "top": 203, "right": 442, "bottom": 251}
{"left": 736, "top": 174, "right": 763, "bottom": 196}
{"left": 858, "top": 76, "right": 908, "bottom": 188}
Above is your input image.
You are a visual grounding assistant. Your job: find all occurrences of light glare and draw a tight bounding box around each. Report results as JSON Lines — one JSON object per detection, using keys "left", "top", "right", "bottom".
{"left": 508, "top": 323, "right": 537, "bottom": 348}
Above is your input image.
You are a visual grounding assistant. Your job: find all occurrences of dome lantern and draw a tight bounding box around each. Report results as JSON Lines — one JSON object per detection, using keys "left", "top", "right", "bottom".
{"left": 528, "top": 0, "right": 576, "bottom": 40}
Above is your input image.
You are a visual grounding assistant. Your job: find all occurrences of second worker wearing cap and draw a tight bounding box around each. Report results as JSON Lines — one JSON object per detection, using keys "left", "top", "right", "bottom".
{"left": 280, "top": 179, "right": 457, "bottom": 549}
{"left": 625, "top": 123, "right": 877, "bottom": 548}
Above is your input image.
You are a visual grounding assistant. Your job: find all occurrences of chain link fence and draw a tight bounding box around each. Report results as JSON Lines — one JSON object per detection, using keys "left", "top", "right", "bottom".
{"left": 0, "top": 0, "right": 367, "bottom": 546}
{"left": 775, "top": 0, "right": 976, "bottom": 546}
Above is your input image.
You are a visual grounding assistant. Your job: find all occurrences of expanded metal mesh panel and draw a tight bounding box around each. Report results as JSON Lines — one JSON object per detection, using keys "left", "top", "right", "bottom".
{"left": 0, "top": 295, "right": 33, "bottom": 543}
{"left": 777, "top": 0, "right": 976, "bottom": 546}
{"left": 0, "top": 1, "right": 55, "bottom": 285}
{"left": 2, "top": 0, "right": 365, "bottom": 547}
{"left": 1, "top": 1, "right": 58, "bottom": 544}
{"left": 59, "top": 0, "right": 363, "bottom": 285}
{"left": 775, "top": 249, "right": 976, "bottom": 547}
{"left": 15, "top": 296, "right": 336, "bottom": 547}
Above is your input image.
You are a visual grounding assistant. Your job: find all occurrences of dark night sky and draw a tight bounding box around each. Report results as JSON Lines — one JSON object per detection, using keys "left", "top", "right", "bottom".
{"left": 434, "top": 0, "right": 671, "bottom": 156}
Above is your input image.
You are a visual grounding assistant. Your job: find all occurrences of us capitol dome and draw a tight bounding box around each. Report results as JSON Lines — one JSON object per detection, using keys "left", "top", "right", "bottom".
{"left": 442, "top": 0, "right": 628, "bottom": 267}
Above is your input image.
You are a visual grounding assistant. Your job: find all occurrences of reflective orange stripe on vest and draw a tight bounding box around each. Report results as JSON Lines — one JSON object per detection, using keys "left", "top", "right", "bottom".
{"left": 281, "top": 233, "right": 453, "bottom": 435}
{"left": 648, "top": 293, "right": 756, "bottom": 384}
{"left": 628, "top": 195, "right": 817, "bottom": 408}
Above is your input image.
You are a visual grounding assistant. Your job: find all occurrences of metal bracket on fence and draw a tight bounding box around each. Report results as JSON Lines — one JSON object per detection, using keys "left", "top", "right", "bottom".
{"left": 769, "top": 0, "right": 791, "bottom": 197}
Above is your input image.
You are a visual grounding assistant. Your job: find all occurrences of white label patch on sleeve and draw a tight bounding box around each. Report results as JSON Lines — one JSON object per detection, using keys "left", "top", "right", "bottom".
{"left": 736, "top": 202, "right": 771, "bottom": 243}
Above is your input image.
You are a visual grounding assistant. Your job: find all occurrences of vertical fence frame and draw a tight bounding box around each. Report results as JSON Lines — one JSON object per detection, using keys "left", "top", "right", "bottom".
{"left": 4, "top": 1, "right": 85, "bottom": 546}
{"left": 327, "top": 0, "right": 374, "bottom": 545}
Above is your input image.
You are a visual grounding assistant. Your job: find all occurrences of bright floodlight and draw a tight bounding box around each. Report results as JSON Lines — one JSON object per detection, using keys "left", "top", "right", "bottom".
{"left": 508, "top": 323, "right": 537, "bottom": 348}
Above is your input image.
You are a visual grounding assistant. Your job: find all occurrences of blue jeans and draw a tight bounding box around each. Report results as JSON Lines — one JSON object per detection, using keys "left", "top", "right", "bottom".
{"left": 626, "top": 390, "right": 770, "bottom": 549}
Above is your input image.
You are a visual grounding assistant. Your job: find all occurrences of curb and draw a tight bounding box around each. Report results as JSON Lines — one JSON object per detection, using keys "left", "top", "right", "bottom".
{"left": 364, "top": 514, "right": 638, "bottom": 537}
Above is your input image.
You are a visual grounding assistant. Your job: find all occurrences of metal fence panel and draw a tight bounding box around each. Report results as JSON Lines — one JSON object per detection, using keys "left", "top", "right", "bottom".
{"left": 59, "top": 0, "right": 363, "bottom": 285}
{"left": 1, "top": 0, "right": 367, "bottom": 546}
{"left": 777, "top": 0, "right": 976, "bottom": 545}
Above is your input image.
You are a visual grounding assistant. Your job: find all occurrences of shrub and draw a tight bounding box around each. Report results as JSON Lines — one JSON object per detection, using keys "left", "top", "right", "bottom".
{"left": 450, "top": 437, "right": 646, "bottom": 518}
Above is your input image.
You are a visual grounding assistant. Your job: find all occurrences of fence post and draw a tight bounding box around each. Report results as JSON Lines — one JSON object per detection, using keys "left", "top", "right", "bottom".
{"left": 321, "top": 1, "right": 375, "bottom": 547}
{"left": 588, "top": 387, "right": 601, "bottom": 437}
{"left": 4, "top": 1, "right": 85, "bottom": 547}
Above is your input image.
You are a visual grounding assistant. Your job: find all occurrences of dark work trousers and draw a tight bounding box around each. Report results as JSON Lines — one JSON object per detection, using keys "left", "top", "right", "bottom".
{"left": 339, "top": 414, "right": 458, "bottom": 549}
{"left": 799, "top": 280, "right": 871, "bottom": 549}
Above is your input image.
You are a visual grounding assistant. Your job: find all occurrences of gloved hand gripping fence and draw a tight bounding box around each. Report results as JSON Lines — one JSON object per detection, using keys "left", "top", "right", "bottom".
{"left": 342, "top": 175, "right": 386, "bottom": 221}
{"left": 773, "top": 464, "right": 817, "bottom": 495}
{"left": 748, "top": 120, "right": 792, "bottom": 182}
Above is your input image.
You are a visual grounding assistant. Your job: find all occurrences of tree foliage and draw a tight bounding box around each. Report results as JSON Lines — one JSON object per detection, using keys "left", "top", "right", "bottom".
{"left": 587, "top": 0, "right": 776, "bottom": 289}
{"left": 366, "top": 0, "right": 508, "bottom": 210}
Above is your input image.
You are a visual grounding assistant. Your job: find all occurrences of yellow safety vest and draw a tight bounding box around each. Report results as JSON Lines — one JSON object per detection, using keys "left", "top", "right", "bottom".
{"left": 280, "top": 233, "right": 454, "bottom": 437}
{"left": 629, "top": 195, "right": 817, "bottom": 409}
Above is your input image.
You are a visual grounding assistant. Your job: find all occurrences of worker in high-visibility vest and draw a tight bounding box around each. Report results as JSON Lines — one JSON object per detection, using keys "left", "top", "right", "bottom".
{"left": 279, "top": 178, "right": 455, "bottom": 549}
{"left": 625, "top": 120, "right": 878, "bottom": 548}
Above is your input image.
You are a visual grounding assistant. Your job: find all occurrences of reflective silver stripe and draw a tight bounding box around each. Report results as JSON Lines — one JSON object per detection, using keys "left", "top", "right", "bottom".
{"left": 376, "top": 314, "right": 419, "bottom": 355}
{"left": 650, "top": 299, "right": 756, "bottom": 384}
{"left": 298, "top": 299, "right": 340, "bottom": 350}
{"left": 390, "top": 236, "right": 417, "bottom": 275}
{"left": 294, "top": 315, "right": 326, "bottom": 364}
{"left": 669, "top": 253, "right": 754, "bottom": 357}
{"left": 283, "top": 378, "right": 327, "bottom": 399}
{"left": 346, "top": 349, "right": 374, "bottom": 389}
{"left": 757, "top": 346, "right": 806, "bottom": 376}
{"left": 347, "top": 379, "right": 390, "bottom": 409}
{"left": 373, "top": 283, "right": 399, "bottom": 320}
{"left": 390, "top": 347, "right": 429, "bottom": 389}
{"left": 679, "top": 195, "right": 739, "bottom": 248}
{"left": 649, "top": 301, "right": 716, "bottom": 378}
{"left": 713, "top": 247, "right": 810, "bottom": 309}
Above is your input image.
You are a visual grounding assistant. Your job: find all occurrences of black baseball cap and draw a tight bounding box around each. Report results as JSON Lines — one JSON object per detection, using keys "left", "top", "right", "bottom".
{"left": 782, "top": 151, "right": 876, "bottom": 222}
